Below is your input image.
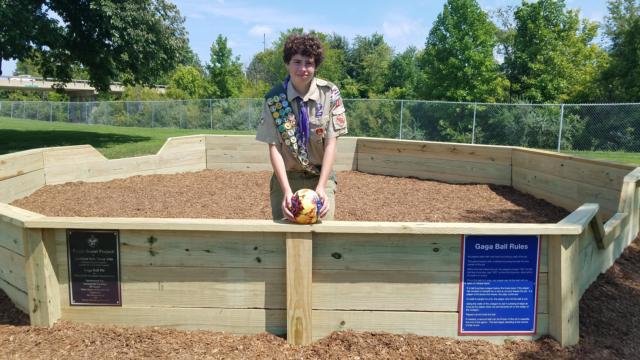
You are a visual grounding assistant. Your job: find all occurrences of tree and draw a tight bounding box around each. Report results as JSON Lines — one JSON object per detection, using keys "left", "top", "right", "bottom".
{"left": 246, "top": 49, "right": 284, "bottom": 88}
{"left": 326, "top": 33, "right": 349, "bottom": 53}
{"left": 490, "top": 6, "right": 518, "bottom": 98}
{"left": 600, "top": 0, "right": 640, "bottom": 101}
{"left": 166, "top": 65, "right": 215, "bottom": 99}
{"left": 316, "top": 35, "right": 348, "bottom": 84}
{"left": 419, "top": 0, "right": 505, "bottom": 102}
{"left": 0, "top": 0, "right": 56, "bottom": 76}
{"left": 0, "top": 0, "right": 191, "bottom": 92}
{"left": 16, "top": 57, "right": 90, "bottom": 80}
{"left": 347, "top": 34, "right": 392, "bottom": 97}
{"left": 504, "top": 0, "right": 605, "bottom": 103}
{"left": 14, "top": 59, "right": 42, "bottom": 77}
{"left": 385, "top": 47, "right": 420, "bottom": 99}
{"left": 206, "top": 35, "right": 244, "bottom": 98}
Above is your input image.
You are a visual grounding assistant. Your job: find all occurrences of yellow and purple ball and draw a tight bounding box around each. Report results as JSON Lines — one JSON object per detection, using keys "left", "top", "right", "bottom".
{"left": 290, "top": 189, "right": 322, "bottom": 224}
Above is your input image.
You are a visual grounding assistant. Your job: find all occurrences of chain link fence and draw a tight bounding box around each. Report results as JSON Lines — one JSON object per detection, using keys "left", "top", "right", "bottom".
{"left": 2, "top": 99, "right": 640, "bottom": 154}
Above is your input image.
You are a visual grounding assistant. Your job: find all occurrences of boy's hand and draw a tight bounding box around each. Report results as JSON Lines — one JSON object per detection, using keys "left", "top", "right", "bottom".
{"left": 282, "top": 191, "right": 295, "bottom": 222}
{"left": 315, "top": 188, "right": 329, "bottom": 218}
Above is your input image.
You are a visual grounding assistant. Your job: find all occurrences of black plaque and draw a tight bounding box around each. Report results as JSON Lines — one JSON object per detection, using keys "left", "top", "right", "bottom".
{"left": 67, "top": 230, "right": 121, "bottom": 306}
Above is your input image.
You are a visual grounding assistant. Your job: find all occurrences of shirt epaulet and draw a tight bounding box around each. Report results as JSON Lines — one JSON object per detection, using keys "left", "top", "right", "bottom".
{"left": 315, "top": 78, "right": 334, "bottom": 89}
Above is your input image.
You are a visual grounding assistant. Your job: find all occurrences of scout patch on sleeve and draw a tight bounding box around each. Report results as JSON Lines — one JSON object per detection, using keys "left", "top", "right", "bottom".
{"left": 333, "top": 113, "right": 347, "bottom": 130}
{"left": 330, "top": 86, "right": 346, "bottom": 115}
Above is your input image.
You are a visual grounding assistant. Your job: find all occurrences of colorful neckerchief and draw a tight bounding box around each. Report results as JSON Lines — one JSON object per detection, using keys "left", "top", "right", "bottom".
{"left": 267, "top": 77, "right": 319, "bottom": 175}
{"left": 296, "top": 97, "right": 310, "bottom": 146}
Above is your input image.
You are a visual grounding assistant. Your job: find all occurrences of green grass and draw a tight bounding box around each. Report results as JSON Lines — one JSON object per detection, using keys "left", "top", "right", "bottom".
{"left": 564, "top": 150, "right": 640, "bottom": 166}
{"left": 1, "top": 117, "right": 639, "bottom": 166}
{"left": 0, "top": 117, "right": 254, "bottom": 159}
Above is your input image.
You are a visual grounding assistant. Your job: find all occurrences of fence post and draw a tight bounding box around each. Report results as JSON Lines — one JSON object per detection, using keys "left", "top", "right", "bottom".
{"left": 210, "top": 99, "right": 213, "bottom": 130}
{"left": 10, "top": 102, "right": 14, "bottom": 119}
{"left": 472, "top": 103, "right": 477, "bottom": 144}
{"left": 399, "top": 100, "right": 404, "bottom": 140}
{"left": 557, "top": 104, "right": 565, "bottom": 152}
{"left": 36, "top": 102, "right": 39, "bottom": 120}
{"left": 49, "top": 102, "right": 53, "bottom": 122}
{"left": 180, "top": 101, "right": 184, "bottom": 128}
{"left": 67, "top": 102, "right": 70, "bottom": 122}
{"left": 151, "top": 101, "right": 155, "bottom": 128}
{"left": 245, "top": 100, "right": 251, "bottom": 130}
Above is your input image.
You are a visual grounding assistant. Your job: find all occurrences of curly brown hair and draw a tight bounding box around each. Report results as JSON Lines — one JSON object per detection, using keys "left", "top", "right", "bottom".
{"left": 283, "top": 34, "right": 324, "bottom": 67}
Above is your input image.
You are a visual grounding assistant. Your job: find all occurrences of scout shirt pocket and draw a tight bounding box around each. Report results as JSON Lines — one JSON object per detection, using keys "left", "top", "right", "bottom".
{"left": 309, "top": 116, "right": 328, "bottom": 143}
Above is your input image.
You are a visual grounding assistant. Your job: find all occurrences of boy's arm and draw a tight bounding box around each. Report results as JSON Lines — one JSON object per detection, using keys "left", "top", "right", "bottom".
{"left": 315, "top": 136, "right": 337, "bottom": 217}
{"left": 269, "top": 144, "right": 295, "bottom": 221}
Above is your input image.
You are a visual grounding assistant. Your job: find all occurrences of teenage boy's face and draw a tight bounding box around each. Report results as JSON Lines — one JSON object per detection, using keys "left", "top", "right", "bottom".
{"left": 286, "top": 54, "right": 315, "bottom": 88}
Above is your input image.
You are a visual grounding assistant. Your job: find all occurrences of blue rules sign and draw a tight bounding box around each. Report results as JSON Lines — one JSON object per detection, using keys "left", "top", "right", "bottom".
{"left": 458, "top": 235, "right": 541, "bottom": 335}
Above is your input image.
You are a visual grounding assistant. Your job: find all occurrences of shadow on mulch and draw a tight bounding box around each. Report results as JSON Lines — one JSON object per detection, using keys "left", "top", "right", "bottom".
{"left": 572, "top": 236, "right": 640, "bottom": 360}
{"left": 486, "top": 184, "right": 570, "bottom": 222}
{"left": 1, "top": 236, "right": 639, "bottom": 359}
{"left": 0, "top": 290, "right": 29, "bottom": 326}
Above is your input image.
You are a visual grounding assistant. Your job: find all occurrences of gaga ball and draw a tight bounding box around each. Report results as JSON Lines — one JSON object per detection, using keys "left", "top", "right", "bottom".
{"left": 290, "top": 188, "right": 322, "bottom": 224}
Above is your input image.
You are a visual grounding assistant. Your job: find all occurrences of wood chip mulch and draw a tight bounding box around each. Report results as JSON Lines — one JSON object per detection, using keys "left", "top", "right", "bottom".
{"left": 10, "top": 170, "right": 568, "bottom": 223}
{"left": 4, "top": 169, "right": 635, "bottom": 359}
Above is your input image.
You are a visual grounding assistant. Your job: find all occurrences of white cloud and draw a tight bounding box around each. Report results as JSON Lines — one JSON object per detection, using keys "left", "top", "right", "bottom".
{"left": 249, "top": 25, "right": 273, "bottom": 37}
{"left": 383, "top": 18, "right": 422, "bottom": 39}
{"left": 184, "top": 11, "right": 205, "bottom": 19}
{"left": 381, "top": 15, "right": 426, "bottom": 51}
{"left": 199, "top": 4, "right": 305, "bottom": 24}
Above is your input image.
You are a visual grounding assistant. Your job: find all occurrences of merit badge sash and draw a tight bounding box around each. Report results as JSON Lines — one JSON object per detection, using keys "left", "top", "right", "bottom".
{"left": 267, "top": 85, "right": 319, "bottom": 175}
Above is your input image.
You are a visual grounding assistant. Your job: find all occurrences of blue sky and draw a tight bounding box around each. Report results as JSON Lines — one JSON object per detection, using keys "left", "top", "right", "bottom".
{"left": 3, "top": 0, "right": 609, "bottom": 76}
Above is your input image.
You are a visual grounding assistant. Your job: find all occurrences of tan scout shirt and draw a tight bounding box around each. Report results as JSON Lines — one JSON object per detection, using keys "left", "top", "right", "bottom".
{"left": 255, "top": 77, "right": 348, "bottom": 171}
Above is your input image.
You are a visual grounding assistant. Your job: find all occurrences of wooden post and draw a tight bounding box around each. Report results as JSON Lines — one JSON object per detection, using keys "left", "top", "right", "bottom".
{"left": 590, "top": 213, "right": 606, "bottom": 249}
{"left": 547, "top": 234, "right": 580, "bottom": 346}
{"left": 24, "top": 228, "right": 60, "bottom": 327}
{"left": 286, "top": 232, "right": 313, "bottom": 345}
{"left": 636, "top": 182, "right": 640, "bottom": 238}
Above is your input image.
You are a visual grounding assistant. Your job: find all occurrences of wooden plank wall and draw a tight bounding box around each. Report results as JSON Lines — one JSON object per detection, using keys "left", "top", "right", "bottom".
{"left": 512, "top": 149, "right": 633, "bottom": 219}
{"left": 53, "top": 229, "right": 287, "bottom": 334}
{"left": 311, "top": 233, "right": 549, "bottom": 342}
{"left": 578, "top": 175, "right": 640, "bottom": 296}
{"left": 0, "top": 218, "right": 28, "bottom": 312}
{"left": 44, "top": 227, "right": 552, "bottom": 343}
{"left": 355, "top": 138, "right": 512, "bottom": 185}
{"left": 0, "top": 149, "right": 45, "bottom": 203}
{"left": 43, "top": 136, "right": 208, "bottom": 185}
{"left": 205, "top": 135, "right": 358, "bottom": 172}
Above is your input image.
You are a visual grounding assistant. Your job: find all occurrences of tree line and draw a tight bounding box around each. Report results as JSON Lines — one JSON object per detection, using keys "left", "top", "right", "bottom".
{"left": 2, "top": 0, "right": 640, "bottom": 104}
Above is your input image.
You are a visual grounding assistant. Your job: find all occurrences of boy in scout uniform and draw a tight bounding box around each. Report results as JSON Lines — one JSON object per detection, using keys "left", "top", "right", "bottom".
{"left": 255, "top": 33, "right": 348, "bottom": 222}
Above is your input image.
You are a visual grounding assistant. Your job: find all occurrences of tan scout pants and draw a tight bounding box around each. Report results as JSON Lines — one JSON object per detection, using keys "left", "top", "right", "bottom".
{"left": 270, "top": 172, "right": 337, "bottom": 221}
